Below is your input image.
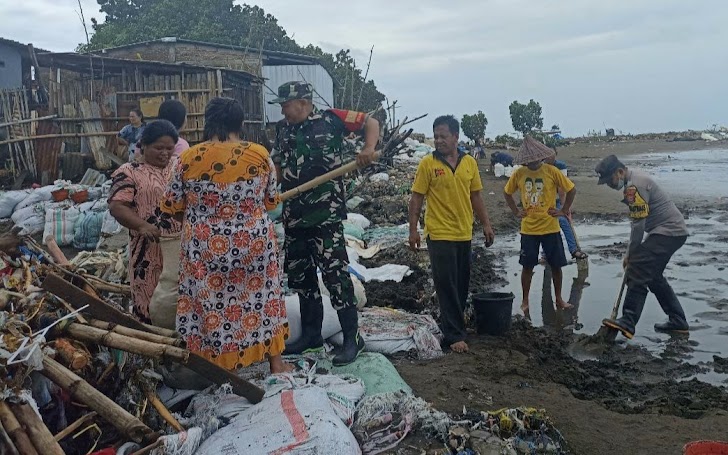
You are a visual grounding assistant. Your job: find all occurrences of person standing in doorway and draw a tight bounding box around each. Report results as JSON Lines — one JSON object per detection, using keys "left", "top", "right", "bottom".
{"left": 269, "top": 81, "right": 379, "bottom": 366}
{"left": 118, "top": 108, "right": 146, "bottom": 162}
{"left": 408, "top": 115, "right": 495, "bottom": 353}
{"left": 596, "top": 155, "right": 689, "bottom": 338}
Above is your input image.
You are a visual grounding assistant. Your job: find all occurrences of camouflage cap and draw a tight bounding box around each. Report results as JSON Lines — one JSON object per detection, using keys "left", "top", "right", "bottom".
{"left": 268, "top": 81, "right": 313, "bottom": 104}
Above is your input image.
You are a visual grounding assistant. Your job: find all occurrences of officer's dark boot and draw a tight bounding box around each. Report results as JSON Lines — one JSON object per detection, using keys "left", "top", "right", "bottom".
{"left": 332, "top": 307, "right": 365, "bottom": 366}
{"left": 603, "top": 285, "right": 648, "bottom": 339}
{"left": 650, "top": 277, "right": 689, "bottom": 333}
{"left": 284, "top": 294, "right": 324, "bottom": 355}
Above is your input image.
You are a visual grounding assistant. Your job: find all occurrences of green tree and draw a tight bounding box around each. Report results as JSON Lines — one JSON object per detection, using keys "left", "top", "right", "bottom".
{"left": 509, "top": 99, "right": 543, "bottom": 135}
{"left": 83, "top": 0, "right": 385, "bottom": 113}
{"left": 461, "top": 111, "right": 488, "bottom": 144}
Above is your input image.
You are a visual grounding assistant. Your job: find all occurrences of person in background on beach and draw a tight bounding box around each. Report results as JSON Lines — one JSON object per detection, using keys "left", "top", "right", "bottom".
{"left": 542, "top": 151, "right": 588, "bottom": 260}
{"left": 504, "top": 136, "right": 576, "bottom": 318}
{"left": 491, "top": 151, "right": 514, "bottom": 168}
{"left": 157, "top": 99, "right": 190, "bottom": 156}
{"left": 409, "top": 115, "right": 495, "bottom": 353}
{"left": 118, "top": 108, "right": 146, "bottom": 162}
{"left": 596, "top": 155, "right": 689, "bottom": 339}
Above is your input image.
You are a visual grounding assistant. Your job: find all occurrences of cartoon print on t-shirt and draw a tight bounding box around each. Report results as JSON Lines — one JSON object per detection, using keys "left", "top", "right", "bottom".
{"left": 525, "top": 177, "right": 545, "bottom": 212}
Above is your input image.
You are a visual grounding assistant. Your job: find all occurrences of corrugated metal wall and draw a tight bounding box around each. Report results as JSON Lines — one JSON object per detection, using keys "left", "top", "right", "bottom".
{"left": 263, "top": 65, "right": 334, "bottom": 123}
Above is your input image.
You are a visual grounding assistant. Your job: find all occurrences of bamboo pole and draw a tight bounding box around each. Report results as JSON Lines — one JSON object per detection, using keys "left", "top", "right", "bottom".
{"left": 0, "top": 402, "right": 38, "bottom": 455}
{"left": 54, "top": 412, "right": 97, "bottom": 442}
{"left": 0, "top": 419, "right": 19, "bottom": 455}
{"left": 0, "top": 114, "right": 57, "bottom": 128}
{"left": 143, "top": 388, "right": 184, "bottom": 432}
{"left": 64, "top": 323, "right": 189, "bottom": 363}
{"left": 8, "top": 403, "right": 64, "bottom": 455}
{"left": 41, "top": 356, "right": 154, "bottom": 444}
{"left": 140, "top": 323, "right": 178, "bottom": 339}
{"left": 86, "top": 319, "right": 184, "bottom": 347}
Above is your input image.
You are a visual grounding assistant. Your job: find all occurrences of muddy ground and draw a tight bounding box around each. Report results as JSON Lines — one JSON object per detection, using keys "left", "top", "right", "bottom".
{"left": 358, "top": 139, "right": 728, "bottom": 454}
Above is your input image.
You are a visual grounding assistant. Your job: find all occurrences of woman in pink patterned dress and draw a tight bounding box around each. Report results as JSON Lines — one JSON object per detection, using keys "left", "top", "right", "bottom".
{"left": 161, "top": 98, "right": 292, "bottom": 373}
{"left": 109, "top": 120, "right": 181, "bottom": 322}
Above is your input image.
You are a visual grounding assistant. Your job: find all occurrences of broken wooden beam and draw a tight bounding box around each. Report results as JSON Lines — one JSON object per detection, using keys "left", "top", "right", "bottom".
{"left": 0, "top": 401, "right": 38, "bottom": 455}
{"left": 86, "top": 319, "right": 184, "bottom": 347}
{"left": 40, "top": 356, "right": 155, "bottom": 444}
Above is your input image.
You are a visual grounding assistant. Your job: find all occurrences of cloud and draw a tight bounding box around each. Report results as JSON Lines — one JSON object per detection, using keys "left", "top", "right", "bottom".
{"left": 2, "top": 0, "right": 727, "bottom": 135}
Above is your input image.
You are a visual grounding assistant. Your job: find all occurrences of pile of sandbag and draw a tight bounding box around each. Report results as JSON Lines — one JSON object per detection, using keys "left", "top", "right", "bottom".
{"left": 0, "top": 179, "right": 121, "bottom": 249}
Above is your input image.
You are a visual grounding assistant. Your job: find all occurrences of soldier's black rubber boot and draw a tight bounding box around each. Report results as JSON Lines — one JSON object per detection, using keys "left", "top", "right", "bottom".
{"left": 284, "top": 295, "right": 324, "bottom": 355}
{"left": 332, "top": 307, "right": 365, "bottom": 366}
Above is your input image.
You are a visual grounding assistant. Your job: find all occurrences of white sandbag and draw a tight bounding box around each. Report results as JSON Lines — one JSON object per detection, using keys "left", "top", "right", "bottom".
{"left": 346, "top": 213, "right": 371, "bottom": 230}
{"left": 358, "top": 307, "right": 444, "bottom": 360}
{"left": 43, "top": 204, "right": 80, "bottom": 246}
{"left": 0, "top": 190, "right": 31, "bottom": 218}
{"left": 348, "top": 261, "right": 411, "bottom": 283}
{"left": 369, "top": 172, "right": 390, "bottom": 183}
{"left": 504, "top": 165, "right": 515, "bottom": 177}
{"left": 11, "top": 202, "right": 45, "bottom": 225}
{"left": 16, "top": 214, "right": 45, "bottom": 236}
{"left": 100, "top": 210, "right": 123, "bottom": 236}
{"left": 493, "top": 163, "right": 505, "bottom": 177}
{"left": 150, "top": 236, "right": 181, "bottom": 330}
{"left": 75, "top": 199, "right": 106, "bottom": 213}
{"left": 15, "top": 185, "right": 56, "bottom": 211}
{"left": 195, "top": 386, "right": 361, "bottom": 455}
{"left": 318, "top": 273, "right": 366, "bottom": 309}
{"left": 285, "top": 294, "right": 342, "bottom": 345}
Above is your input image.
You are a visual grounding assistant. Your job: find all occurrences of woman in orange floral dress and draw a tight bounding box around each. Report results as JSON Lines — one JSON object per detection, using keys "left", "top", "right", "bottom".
{"left": 161, "top": 98, "right": 292, "bottom": 373}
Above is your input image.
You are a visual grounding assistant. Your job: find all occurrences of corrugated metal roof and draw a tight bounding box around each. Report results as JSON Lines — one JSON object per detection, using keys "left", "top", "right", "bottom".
{"left": 0, "top": 37, "right": 50, "bottom": 54}
{"left": 263, "top": 65, "right": 334, "bottom": 123}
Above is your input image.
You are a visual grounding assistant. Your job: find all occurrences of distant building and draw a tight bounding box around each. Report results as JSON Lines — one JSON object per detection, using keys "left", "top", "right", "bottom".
{"left": 0, "top": 38, "right": 35, "bottom": 90}
{"left": 97, "top": 37, "right": 334, "bottom": 124}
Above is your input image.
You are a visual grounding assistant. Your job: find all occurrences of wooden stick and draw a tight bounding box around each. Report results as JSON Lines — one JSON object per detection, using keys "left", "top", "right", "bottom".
{"left": 86, "top": 319, "right": 185, "bottom": 347}
{"left": 8, "top": 403, "right": 64, "bottom": 455}
{"left": 0, "top": 418, "right": 20, "bottom": 455}
{"left": 143, "top": 388, "right": 184, "bottom": 432}
{"left": 131, "top": 439, "right": 163, "bottom": 455}
{"left": 41, "top": 356, "right": 154, "bottom": 444}
{"left": 44, "top": 238, "right": 70, "bottom": 266}
{"left": 0, "top": 402, "right": 38, "bottom": 455}
{"left": 42, "top": 273, "right": 152, "bottom": 333}
{"left": 140, "top": 323, "right": 179, "bottom": 339}
{"left": 0, "top": 114, "right": 57, "bottom": 128}
{"left": 62, "top": 323, "right": 264, "bottom": 403}
{"left": 54, "top": 411, "right": 97, "bottom": 442}
{"left": 82, "top": 276, "right": 131, "bottom": 296}
{"left": 280, "top": 151, "right": 380, "bottom": 202}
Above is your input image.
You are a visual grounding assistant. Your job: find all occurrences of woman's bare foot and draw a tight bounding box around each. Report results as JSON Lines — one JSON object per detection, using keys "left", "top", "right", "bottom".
{"left": 450, "top": 341, "right": 469, "bottom": 353}
{"left": 555, "top": 298, "right": 573, "bottom": 310}
{"left": 269, "top": 355, "right": 295, "bottom": 374}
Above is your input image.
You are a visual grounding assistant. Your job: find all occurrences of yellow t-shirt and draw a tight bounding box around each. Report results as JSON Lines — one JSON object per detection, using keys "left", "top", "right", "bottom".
{"left": 504, "top": 164, "right": 575, "bottom": 235}
{"left": 411, "top": 153, "right": 483, "bottom": 241}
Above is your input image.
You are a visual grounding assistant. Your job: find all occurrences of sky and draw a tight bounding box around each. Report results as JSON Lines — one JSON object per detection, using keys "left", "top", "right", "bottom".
{"left": 2, "top": 0, "right": 727, "bottom": 137}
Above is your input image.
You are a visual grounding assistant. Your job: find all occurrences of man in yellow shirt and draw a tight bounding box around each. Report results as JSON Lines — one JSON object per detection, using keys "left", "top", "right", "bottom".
{"left": 504, "top": 136, "right": 576, "bottom": 318}
{"left": 408, "top": 115, "right": 495, "bottom": 353}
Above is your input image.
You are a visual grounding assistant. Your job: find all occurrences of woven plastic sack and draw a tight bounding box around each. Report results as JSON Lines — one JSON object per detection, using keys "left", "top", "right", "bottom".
{"left": 43, "top": 204, "right": 80, "bottom": 246}
{"left": 149, "top": 236, "right": 181, "bottom": 330}
{"left": 196, "top": 386, "right": 361, "bottom": 455}
{"left": 0, "top": 190, "right": 31, "bottom": 218}
{"left": 73, "top": 211, "right": 105, "bottom": 250}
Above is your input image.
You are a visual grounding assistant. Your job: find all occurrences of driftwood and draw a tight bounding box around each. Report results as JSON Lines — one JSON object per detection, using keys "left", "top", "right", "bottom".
{"left": 0, "top": 402, "right": 38, "bottom": 455}
{"left": 54, "top": 411, "right": 97, "bottom": 442}
{"left": 40, "top": 356, "right": 155, "bottom": 444}
{"left": 62, "top": 323, "right": 265, "bottom": 403}
{"left": 8, "top": 403, "right": 64, "bottom": 455}
{"left": 86, "top": 319, "right": 184, "bottom": 347}
{"left": 0, "top": 418, "right": 20, "bottom": 455}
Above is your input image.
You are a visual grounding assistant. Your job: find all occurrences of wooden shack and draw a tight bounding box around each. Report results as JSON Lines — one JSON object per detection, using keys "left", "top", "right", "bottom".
{"left": 0, "top": 50, "right": 264, "bottom": 183}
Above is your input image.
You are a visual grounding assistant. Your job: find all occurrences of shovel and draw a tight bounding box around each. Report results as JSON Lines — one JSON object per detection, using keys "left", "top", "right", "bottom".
{"left": 592, "top": 273, "right": 628, "bottom": 342}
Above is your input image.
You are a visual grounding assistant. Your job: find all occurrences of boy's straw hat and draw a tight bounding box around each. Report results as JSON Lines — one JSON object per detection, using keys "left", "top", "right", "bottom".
{"left": 514, "top": 135, "right": 556, "bottom": 165}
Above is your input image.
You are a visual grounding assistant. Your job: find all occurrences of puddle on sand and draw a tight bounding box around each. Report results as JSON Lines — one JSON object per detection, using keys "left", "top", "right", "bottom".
{"left": 492, "top": 214, "right": 728, "bottom": 385}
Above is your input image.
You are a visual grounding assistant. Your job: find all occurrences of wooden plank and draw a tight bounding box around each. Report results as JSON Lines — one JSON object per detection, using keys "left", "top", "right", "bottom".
{"left": 79, "top": 99, "right": 112, "bottom": 169}
{"left": 41, "top": 273, "right": 151, "bottom": 333}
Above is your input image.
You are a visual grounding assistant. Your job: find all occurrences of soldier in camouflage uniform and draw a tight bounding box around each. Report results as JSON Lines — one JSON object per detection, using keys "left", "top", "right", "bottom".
{"left": 270, "top": 81, "right": 379, "bottom": 366}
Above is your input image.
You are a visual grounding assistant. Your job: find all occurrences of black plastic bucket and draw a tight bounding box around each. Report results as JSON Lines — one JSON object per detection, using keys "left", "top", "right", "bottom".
{"left": 472, "top": 292, "right": 515, "bottom": 336}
